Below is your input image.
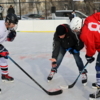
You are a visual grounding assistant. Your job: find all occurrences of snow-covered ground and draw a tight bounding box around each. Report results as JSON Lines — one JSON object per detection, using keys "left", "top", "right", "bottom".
{"left": 0, "top": 33, "right": 98, "bottom": 100}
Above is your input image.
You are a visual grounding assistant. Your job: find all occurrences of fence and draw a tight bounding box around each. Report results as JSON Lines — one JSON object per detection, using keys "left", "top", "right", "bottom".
{"left": 0, "top": 0, "right": 99, "bottom": 20}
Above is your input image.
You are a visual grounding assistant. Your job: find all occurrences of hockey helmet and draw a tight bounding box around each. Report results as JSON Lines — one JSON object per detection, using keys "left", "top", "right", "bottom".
{"left": 5, "top": 13, "right": 18, "bottom": 24}
{"left": 70, "top": 17, "right": 82, "bottom": 32}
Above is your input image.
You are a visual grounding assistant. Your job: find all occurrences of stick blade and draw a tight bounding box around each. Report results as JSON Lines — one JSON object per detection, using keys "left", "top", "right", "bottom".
{"left": 60, "top": 85, "right": 68, "bottom": 89}
{"left": 48, "top": 89, "right": 63, "bottom": 95}
{"left": 60, "top": 82, "right": 75, "bottom": 89}
{"left": 68, "top": 81, "right": 76, "bottom": 89}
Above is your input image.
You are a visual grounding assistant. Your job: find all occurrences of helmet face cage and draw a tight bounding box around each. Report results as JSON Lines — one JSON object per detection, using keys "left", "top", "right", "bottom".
{"left": 9, "top": 24, "right": 18, "bottom": 30}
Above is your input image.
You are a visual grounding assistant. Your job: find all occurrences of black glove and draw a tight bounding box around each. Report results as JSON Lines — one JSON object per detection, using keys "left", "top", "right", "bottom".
{"left": 52, "top": 62, "right": 57, "bottom": 67}
{"left": 85, "top": 55, "right": 95, "bottom": 63}
{"left": 7, "top": 30, "right": 16, "bottom": 41}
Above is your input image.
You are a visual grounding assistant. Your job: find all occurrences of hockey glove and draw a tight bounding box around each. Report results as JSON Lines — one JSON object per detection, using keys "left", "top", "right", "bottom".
{"left": 85, "top": 55, "right": 95, "bottom": 63}
{"left": 0, "top": 44, "right": 9, "bottom": 57}
{"left": 52, "top": 62, "right": 57, "bottom": 67}
{"left": 7, "top": 30, "right": 16, "bottom": 41}
{"left": 67, "top": 48, "right": 79, "bottom": 54}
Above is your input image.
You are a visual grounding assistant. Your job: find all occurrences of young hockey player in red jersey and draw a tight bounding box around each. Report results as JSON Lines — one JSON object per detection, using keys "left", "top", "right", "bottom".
{"left": 70, "top": 13, "right": 100, "bottom": 99}
{"left": 47, "top": 22, "right": 88, "bottom": 86}
{"left": 0, "top": 13, "right": 18, "bottom": 92}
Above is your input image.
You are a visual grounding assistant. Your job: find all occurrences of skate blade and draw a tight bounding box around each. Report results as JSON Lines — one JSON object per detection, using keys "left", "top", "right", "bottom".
{"left": 2, "top": 80, "right": 14, "bottom": 83}
{"left": 59, "top": 85, "right": 68, "bottom": 89}
{"left": 89, "top": 98, "right": 97, "bottom": 100}
{"left": 47, "top": 80, "right": 51, "bottom": 83}
{"left": 82, "top": 82, "right": 87, "bottom": 86}
{"left": 92, "top": 86, "right": 97, "bottom": 89}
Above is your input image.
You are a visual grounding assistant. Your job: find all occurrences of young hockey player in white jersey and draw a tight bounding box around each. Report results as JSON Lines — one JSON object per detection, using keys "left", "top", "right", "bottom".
{"left": 0, "top": 13, "right": 18, "bottom": 93}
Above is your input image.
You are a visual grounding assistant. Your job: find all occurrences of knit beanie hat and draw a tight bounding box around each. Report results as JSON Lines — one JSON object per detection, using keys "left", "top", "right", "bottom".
{"left": 56, "top": 25, "right": 66, "bottom": 36}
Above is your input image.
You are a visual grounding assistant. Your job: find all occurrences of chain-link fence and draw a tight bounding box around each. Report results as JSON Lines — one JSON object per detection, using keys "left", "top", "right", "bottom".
{"left": 0, "top": 0, "right": 100, "bottom": 20}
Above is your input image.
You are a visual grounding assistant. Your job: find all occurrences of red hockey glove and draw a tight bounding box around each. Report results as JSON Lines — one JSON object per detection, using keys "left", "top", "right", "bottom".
{"left": 0, "top": 45, "right": 9, "bottom": 57}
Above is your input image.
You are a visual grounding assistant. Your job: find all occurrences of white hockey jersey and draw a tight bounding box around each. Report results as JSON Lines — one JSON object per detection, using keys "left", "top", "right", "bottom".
{"left": 0, "top": 21, "right": 10, "bottom": 44}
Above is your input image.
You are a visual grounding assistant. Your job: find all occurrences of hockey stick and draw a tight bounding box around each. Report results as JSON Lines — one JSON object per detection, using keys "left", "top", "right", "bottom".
{"left": 60, "top": 62, "right": 88, "bottom": 89}
{"left": 8, "top": 56, "right": 63, "bottom": 95}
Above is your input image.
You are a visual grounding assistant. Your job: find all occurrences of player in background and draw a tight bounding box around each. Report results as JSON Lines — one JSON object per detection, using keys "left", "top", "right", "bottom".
{"left": 0, "top": 13, "right": 18, "bottom": 93}
{"left": 69, "top": 10, "right": 76, "bottom": 21}
{"left": 47, "top": 22, "right": 88, "bottom": 86}
{"left": 70, "top": 14, "right": 100, "bottom": 99}
{"left": 0, "top": 5, "right": 3, "bottom": 20}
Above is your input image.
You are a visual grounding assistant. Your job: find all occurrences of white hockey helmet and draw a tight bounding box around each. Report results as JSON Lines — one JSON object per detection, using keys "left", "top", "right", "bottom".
{"left": 70, "top": 17, "right": 82, "bottom": 32}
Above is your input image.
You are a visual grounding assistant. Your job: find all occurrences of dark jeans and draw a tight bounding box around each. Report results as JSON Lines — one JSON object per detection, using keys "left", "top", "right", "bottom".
{"left": 51, "top": 47, "right": 85, "bottom": 72}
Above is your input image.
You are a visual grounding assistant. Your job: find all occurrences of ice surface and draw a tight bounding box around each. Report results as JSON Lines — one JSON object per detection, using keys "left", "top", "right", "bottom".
{"left": 0, "top": 33, "right": 97, "bottom": 100}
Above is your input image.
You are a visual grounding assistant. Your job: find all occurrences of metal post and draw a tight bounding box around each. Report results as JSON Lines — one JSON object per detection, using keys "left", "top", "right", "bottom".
{"left": 45, "top": 0, "right": 47, "bottom": 19}
{"left": 73, "top": 1, "right": 75, "bottom": 10}
{"left": 19, "top": 0, "right": 21, "bottom": 19}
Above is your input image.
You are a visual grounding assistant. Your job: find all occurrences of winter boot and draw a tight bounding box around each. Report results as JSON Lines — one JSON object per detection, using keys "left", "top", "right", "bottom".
{"left": 89, "top": 87, "right": 100, "bottom": 100}
{"left": 47, "top": 69, "right": 56, "bottom": 82}
{"left": 1, "top": 74, "right": 14, "bottom": 82}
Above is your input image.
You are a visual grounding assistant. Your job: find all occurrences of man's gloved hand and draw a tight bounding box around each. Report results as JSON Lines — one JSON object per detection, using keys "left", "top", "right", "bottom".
{"left": 52, "top": 62, "right": 57, "bottom": 67}
{"left": 67, "top": 48, "right": 79, "bottom": 54}
{"left": 85, "top": 55, "right": 95, "bottom": 63}
{"left": 49, "top": 58, "right": 57, "bottom": 67}
{"left": 0, "top": 45, "right": 9, "bottom": 57}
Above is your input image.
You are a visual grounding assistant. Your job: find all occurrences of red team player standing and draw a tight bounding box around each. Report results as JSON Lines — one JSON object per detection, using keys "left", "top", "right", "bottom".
{"left": 70, "top": 12, "right": 100, "bottom": 99}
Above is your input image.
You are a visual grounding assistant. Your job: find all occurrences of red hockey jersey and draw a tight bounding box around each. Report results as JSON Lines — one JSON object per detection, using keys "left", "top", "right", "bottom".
{"left": 80, "top": 12, "right": 100, "bottom": 57}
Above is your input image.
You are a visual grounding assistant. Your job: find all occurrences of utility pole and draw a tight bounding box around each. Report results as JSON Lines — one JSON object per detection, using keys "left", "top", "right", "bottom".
{"left": 45, "top": 0, "right": 47, "bottom": 19}
{"left": 71, "top": 0, "right": 74, "bottom": 10}
{"left": 19, "top": 0, "right": 21, "bottom": 19}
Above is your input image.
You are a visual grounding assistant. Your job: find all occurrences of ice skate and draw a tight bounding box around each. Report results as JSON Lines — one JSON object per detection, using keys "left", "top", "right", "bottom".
{"left": 0, "top": 88, "right": 1, "bottom": 94}
{"left": 92, "top": 82, "right": 97, "bottom": 89}
{"left": 1, "top": 74, "right": 14, "bottom": 82}
{"left": 89, "top": 88, "right": 100, "bottom": 100}
{"left": 81, "top": 70, "right": 88, "bottom": 86}
{"left": 47, "top": 69, "right": 56, "bottom": 82}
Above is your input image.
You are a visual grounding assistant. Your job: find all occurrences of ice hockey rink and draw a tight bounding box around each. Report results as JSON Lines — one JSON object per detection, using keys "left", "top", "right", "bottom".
{"left": 0, "top": 32, "right": 98, "bottom": 100}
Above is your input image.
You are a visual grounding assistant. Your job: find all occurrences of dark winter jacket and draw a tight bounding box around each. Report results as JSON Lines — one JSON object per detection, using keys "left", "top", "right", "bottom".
{"left": 69, "top": 14, "right": 74, "bottom": 21}
{"left": 52, "top": 24, "right": 84, "bottom": 59}
{"left": 7, "top": 7, "right": 15, "bottom": 14}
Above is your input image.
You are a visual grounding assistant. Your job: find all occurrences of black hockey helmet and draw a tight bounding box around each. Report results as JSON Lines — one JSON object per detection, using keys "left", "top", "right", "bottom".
{"left": 5, "top": 13, "right": 18, "bottom": 24}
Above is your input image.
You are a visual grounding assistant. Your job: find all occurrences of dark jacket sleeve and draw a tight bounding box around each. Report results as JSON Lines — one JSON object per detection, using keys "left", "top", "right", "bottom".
{"left": 52, "top": 40, "right": 60, "bottom": 59}
{"left": 51, "top": 33, "right": 61, "bottom": 59}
